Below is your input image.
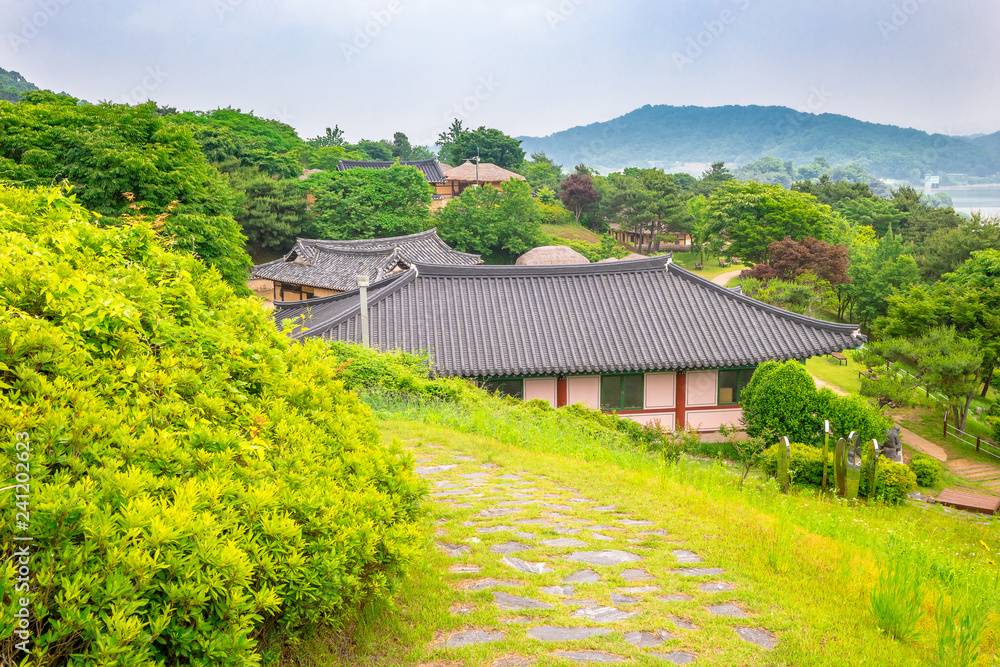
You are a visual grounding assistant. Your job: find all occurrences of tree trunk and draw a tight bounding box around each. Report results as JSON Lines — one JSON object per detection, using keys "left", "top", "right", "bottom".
{"left": 982, "top": 364, "right": 995, "bottom": 398}
{"left": 958, "top": 395, "right": 973, "bottom": 432}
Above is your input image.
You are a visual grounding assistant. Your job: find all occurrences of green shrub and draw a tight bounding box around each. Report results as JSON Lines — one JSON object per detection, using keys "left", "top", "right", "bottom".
{"left": 741, "top": 360, "right": 821, "bottom": 444}
{"left": 541, "top": 233, "right": 627, "bottom": 262}
{"left": 909, "top": 453, "right": 943, "bottom": 487}
{"left": 816, "top": 389, "right": 893, "bottom": 445}
{"left": 0, "top": 185, "right": 426, "bottom": 666}
{"left": 860, "top": 456, "right": 918, "bottom": 504}
{"left": 760, "top": 442, "right": 832, "bottom": 487}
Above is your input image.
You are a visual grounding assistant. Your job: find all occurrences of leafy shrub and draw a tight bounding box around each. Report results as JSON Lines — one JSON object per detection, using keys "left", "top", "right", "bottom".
{"left": 541, "top": 233, "right": 627, "bottom": 262}
{"left": 0, "top": 185, "right": 426, "bottom": 666}
{"left": 816, "top": 389, "right": 893, "bottom": 445}
{"left": 741, "top": 360, "right": 821, "bottom": 444}
{"left": 909, "top": 453, "right": 943, "bottom": 487}
{"left": 860, "top": 456, "right": 918, "bottom": 504}
{"left": 760, "top": 442, "right": 832, "bottom": 487}
{"left": 536, "top": 201, "right": 573, "bottom": 225}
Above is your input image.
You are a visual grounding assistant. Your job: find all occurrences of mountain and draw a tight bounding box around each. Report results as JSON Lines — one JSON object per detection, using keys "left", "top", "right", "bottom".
{"left": 0, "top": 67, "right": 39, "bottom": 102}
{"left": 518, "top": 105, "right": 1000, "bottom": 180}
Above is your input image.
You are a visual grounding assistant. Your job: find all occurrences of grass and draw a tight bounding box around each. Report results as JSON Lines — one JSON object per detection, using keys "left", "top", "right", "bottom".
{"left": 324, "top": 391, "right": 1000, "bottom": 666}
{"left": 669, "top": 251, "right": 747, "bottom": 281}
{"left": 540, "top": 222, "right": 603, "bottom": 244}
{"left": 805, "top": 353, "right": 864, "bottom": 396}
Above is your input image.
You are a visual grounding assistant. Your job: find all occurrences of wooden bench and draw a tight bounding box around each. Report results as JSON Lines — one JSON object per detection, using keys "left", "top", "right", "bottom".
{"left": 935, "top": 489, "right": 1000, "bottom": 515}
{"left": 830, "top": 351, "right": 848, "bottom": 366}
{"left": 718, "top": 258, "right": 728, "bottom": 268}
{"left": 694, "top": 262, "right": 703, "bottom": 270}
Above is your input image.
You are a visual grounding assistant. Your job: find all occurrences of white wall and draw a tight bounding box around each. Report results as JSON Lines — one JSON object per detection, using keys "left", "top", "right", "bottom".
{"left": 626, "top": 412, "right": 676, "bottom": 429}
{"left": 686, "top": 408, "right": 742, "bottom": 431}
{"left": 524, "top": 378, "right": 557, "bottom": 406}
{"left": 567, "top": 376, "right": 600, "bottom": 409}
{"left": 686, "top": 370, "right": 718, "bottom": 407}
{"left": 644, "top": 372, "right": 676, "bottom": 409}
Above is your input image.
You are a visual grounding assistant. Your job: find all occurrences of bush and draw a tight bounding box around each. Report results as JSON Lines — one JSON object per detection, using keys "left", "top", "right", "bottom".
{"left": 816, "top": 389, "right": 893, "bottom": 444}
{"left": 0, "top": 185, "right": 426, "bottom": 666}
{"left": 909, "top": 453, "right": 943, "bottom": 487}
{"left": 741, "top": 360, "right": 822, "bottom": 444}
{"left": 760, "top": 442, "right": 832, "bottom": 487}
{"left": 860, "top": 456, "right": 918, "bottom": 504}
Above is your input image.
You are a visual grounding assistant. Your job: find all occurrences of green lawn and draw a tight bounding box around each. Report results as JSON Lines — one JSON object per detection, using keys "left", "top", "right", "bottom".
{"left": 805, "top": 353, "right": 863, "bottom": 395}
{"left": 540, "top": 223, "right": 603, "bottom": 244}
{"left": 329, "top": 418, "right": 1000, "bottom": 666}
{"left": 670, "top": 251, "right": 748, "bottom": 281}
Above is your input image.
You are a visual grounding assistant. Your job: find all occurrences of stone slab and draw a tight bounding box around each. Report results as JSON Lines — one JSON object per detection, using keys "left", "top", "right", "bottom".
{"left": 561, "top": 598, "right": 600, "bottom": 606}
{"left": 434, "top": 488, "right": 473, "bottom": 496}
{"left": 480, "top": 462, "right": 502, "bottom": 469}
{"left": 468, "top": 579, "right": 523, "bottom": 591}
{"left": 446, "top": 629, "right": 505, "bottom": 648}
{"left": 502, "top": 556, "right": 551, "bottom": 574}
{"left": 553, "top": 526, "right": 581, "bottom": 535}
{"left": 621, "top": 568, "right": 655, "bottom": 581}
{"left": 515, "top": 518, "right": 550, "bottom": 525}
{"left": 563, "top": 569, "right": 601, "bottom": 584}
{"left": 619, "top": 519, "right": 655, "bottom": 526}
{"left": 670, "top": 617, "right": 696, "bottom": 630}
{"left": 619, "top": 586, "right": 660, "bottom": 593}
{"left": 650, "top": 651, "right": 697, "bottom": 664}
{"left": 553, "top": 651, "right": 624, "bottom": 663}
{"left": 542, "top": 503, "right": 573, "bottom": 511}
{"left": 528, "top": 626, "right": 611, "bottom": 641}
{"left": 415, "top": 465, "right": 457, "bottom": 475}
{"left": 735, "top": 626, "right": 777, "bottom": 649}
{"left": 699, "top": 582, "right": 735, "bottom": 592}
{"left": 672, "top": 550, "right": 702, "bottom": 564}
{"left": 449, "top": 564, "right": 481, "bottom": 574}
{"left": 610, "top": 593, "right": 639, "bottom": 605}
{"left": 588, "top": 525, "right": 618, "bottom": 531}
{"left": 540, "top": 538, "right": 589, "bottom": 548}
{"left": 493, "top": 591, "right": 554, "bottom": 610}
{"left": 623, "top": 631, "right": 663, "bottom": 648}
{"left": 460, "top": 472, "right": 492, "bottom": 478}
{"left": 568, "top": 550, "right": 642, "bottom": 566}
{"left": 572, "top": 605, "right": 640, "bottom": 623}
{"left": 491, "top": 541, "right": 535, "bottom": 555}
{"left": 453, "top": 455, "right": 476, "bottom": 461}
{"left": 437, "top": 543, "right": 470, "bottom": 557}
{"left": 540, "top": 585, "right": 575, "bottom": 596}
{"left": 669, "top": 567, "right": 726, "bottom": 577}
{"left": 707, "top": 603, "right": 746, "bottom": 618}
{"left": 658, "top": 594, "right": 692, "bottom": 602}
{"left": 481, "top": 508, "right": 520, "bottom": 518}
{"left": 496, "top": 474, "right": 521, "bottom": 480}
{"left": 590, "top": 533, "right": 614, "bottom": 542}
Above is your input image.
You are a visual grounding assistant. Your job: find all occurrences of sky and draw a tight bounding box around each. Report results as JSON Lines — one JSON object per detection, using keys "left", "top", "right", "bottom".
{"left": 3, "top": 0, "right": 999, "bottom": 146}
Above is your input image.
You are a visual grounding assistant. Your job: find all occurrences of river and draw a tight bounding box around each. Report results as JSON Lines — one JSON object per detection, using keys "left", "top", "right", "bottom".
{"left": 935, "top": 185, "right": 1000, "bottom": 218}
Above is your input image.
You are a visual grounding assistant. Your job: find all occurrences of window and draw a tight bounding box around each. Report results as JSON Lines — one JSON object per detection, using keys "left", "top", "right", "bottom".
{"left": 600, "top": 374, "right": 644, "bottom": 411}
{"left": 718, "top": 367, "right": 755, "bottom": 405}
{"left": 482, "top": 378, "right": 524, "bottom": 400}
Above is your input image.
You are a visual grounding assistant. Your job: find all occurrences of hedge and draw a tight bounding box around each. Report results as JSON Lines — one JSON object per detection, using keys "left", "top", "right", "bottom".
{"left": 0, "top": 185, "right": 426, "bottom": 665}
{"left": 909, "top": 453, "right": 943, "bottom": 487}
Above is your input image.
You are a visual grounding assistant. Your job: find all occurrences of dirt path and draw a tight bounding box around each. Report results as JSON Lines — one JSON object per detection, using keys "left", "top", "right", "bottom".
{"left": 711, "top": 269, "right": 744, "bottom": 287}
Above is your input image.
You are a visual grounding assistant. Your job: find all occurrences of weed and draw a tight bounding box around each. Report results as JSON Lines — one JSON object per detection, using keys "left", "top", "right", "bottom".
{"left": 869, "top": 546, "right": 926, "bottom": 643}
{"left": 933, "top": 574, "right": 993, "bottom": 667}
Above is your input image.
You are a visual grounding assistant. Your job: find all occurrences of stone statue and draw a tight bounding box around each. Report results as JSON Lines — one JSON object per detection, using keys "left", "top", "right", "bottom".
{"left": 883, "top": 426, "right": 903, "bottom": 464}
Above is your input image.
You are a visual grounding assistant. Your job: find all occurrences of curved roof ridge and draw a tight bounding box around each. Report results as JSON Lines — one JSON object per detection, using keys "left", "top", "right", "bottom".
{"left": 667, "top": 262, "right": 861, "bottom": 333}
{"left": 287, "top": 270, "right": 417, "bottom": 340}
{"left": 297, "top": 228, "right": 440, "bottom": 248}
{"left": 408, "top": 255, "right": 668, "bottom": 278}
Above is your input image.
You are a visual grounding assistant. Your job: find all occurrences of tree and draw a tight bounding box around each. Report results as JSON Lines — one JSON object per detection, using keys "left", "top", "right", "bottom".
{"left": 436, "top": 118, "right": 465, "bottom": 156}
{"left": 914, "top": 213, "right": 1000, "bottom": 282}
{"left": 226, "top": 167, "right": 309, "bottom": 256}
{"left": 744, "top": 236, "right": 849, "bottom": 285}
{"left": 859, "top": 328, "right": 983, "bottom": 431}
{"left": 600, "top": 168, "right": 693, "bottom": 253}
{"left": 701, "top": 161, "right": 733, "bottom": 182}
{"left": 844, "top": 228, "right": 919, "bottom": 327}
{"left": 0, "top": 99, "right": 251, "bottom": 291}
{"left": 703, "top": 181, "right": 839, "bottom": 264}
{"left": 443, "top": 126, "right": 526, "bottom": 171}
{"left": 435, "top": 179, "right": 542, "bottom": 257}
{"left": 392, "top": 131, "right": 412, "bottom": 159}
{"left": 354, "top": 139, "right": 394, "bottom": 161}
{"left": 308, "top": 125, "right": 346, "bottom": 147}
{"left": 560, "top": 173, "right": 600, "bottom": 225}
{"left": 304, "top": 164, "right": 432, "bottom": 240}
{"left": 523, "top": 152, "right": 564, "bottom": 192}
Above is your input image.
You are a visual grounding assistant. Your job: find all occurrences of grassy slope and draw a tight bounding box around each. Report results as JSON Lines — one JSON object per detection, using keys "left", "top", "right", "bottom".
{"left": 541, "top": 223, "right": 603, "bottom": 244}
{"left": 329, "top": 416, "right": 1000, "bottom": 666}
{"left": 671, "top": 251, "right": 748, "bottom": 281}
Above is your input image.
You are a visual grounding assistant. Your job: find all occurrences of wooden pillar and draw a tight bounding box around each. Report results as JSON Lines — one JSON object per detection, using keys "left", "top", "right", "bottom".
{"left": 557, "top": 377, "right": 568, "bottom": 408}
{"left": 675, "top": 372, "right": 687, "bottom": 430}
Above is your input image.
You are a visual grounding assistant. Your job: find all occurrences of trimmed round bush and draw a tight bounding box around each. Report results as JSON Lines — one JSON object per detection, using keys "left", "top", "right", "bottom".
{"left": 740, "top": 360, "right": 820, "bottom": 444}
{"left": 0, "top": 186, "right": 425, "bottom": 665}
{"left": 909, "top": 453, "right": 943, "bottom": 487}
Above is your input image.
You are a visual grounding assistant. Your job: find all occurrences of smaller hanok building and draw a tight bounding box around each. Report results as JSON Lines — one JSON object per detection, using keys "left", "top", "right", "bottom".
{"left": 274, "top": 257, "right": 865, "bottom": 431}
{"left": 442, "top": 160, "right": 527, "bottom": 197}
{"left": 251, "top": 229, "right": 482, "bottom": 302}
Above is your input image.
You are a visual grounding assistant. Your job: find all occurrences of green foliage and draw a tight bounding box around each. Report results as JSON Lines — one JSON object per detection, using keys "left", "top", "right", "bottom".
{"left": 703, "top": 180, "right": 839, "bottom": 264}
{"left": 304, "top": 164, "right": 432, "bottom": 240}
{"left": 225, "top": 167, "right": 310, "bottom": 254}
{"left": 0, "top": 99, "right": 251, "bottom": 291}
{"left": 436, "top": 179, "right": 542, "bottom": 257}
{"left": 596, "top": 168, "right": 691, "bottom": 253}
{"left": 869, "top": 548, "right": 926, "bottom": 642}
{"left": 740, "top": 360, "right": 821, "bottom": 444}
{"left": 760, "top": 442, "right": 831, "bottom": 487}
{"left": 541, "top": 233, "right": 627, "bottom": 262}
{"left": 437, "top": 124, "right": 525, "bottom": 171}
{"left": 307, "top": 145, "right": 367, "bottom": 171}
{"left": 909, "top": 453, "right": 943, "bottom": 487}
{"left": 861, "top": 457, "right": 918, "bottom": 504}
{"left": 934, "top": 578, "right": 993, "bottom": 667}
{"left": 321, "top": 340, "right": 468, "bottom": 402}
{"left": 522, "top": 152, "right": 564, "bottom": 192}
{"left": 0, "top": 66, "right": 39, "bottom": 102}
{"left": 816, "top": 390, "right": 893, "bottom": 445}
{"left": 843, "top": 228, "right": 920, "bottom": 328}
{"left": 0, "top": 185, "right": 425, "bottom": 665}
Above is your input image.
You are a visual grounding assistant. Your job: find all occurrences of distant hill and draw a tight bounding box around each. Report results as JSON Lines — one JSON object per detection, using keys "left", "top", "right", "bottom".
{"left": 0, "top": 67, "right": 39, "bottom": 102}
{"left": 518, "top": 105, "right": 1000, "bottom": 181}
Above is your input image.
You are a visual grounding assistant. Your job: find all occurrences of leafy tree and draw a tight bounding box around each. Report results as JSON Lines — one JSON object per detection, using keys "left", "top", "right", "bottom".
{"left": 744, "top": 236, "right": 849, "bottom": 285}
{"left": 436, "top": 179, "right": 542, "bottom": 257}
{"left": 0, "top": 99, "right": 251, "bottom": 291}
{"left": 523, "top": 152, "right": 564, "bottom": 192}
{"left": 890, "top": 185, "right": 964, "bottom": 245}
{"left": 843, "top": 228, "right": 919, "bottom": 327}
{"left": 354, "top": 139, "right": 394, "bottom": 161}
{"left": 436, "top": 118, "right": 465, "bottom": 155}
{"left": 304, "top": 164, "right": 432, "bottom": 240}
{"left": 307, "top": 145, "right": 367, "bottom": 171}
{"left": 833, "top": 196, "right": 905, "bottom": 237}
{"left": 308, "top": 125, "right": 346, "bottom": 147}
{"left": 686, "top": 195, "right": 725, "bottom": 264}
{"left": 226, "top": 167, "right": 309, "bottom": 255}
{"left": 600, "top": 168, "right": 693, "bottom": 253}
{"left": 441, "top": 126, "right": 526, "bottom": 171}
{"left": 703, "top": 181, "right": 839, "bottom": 264}
{"left": 858, "top": 328, "right": 984, "bottom": 430}
{"left": 560, "top": 173, "right": 600, "bottom": 225}
{"left": 914, "top": 213, "right": 1000, "bottom": 282}
{"left": 386, "top": 132, "right": 434, "bottom": 161}
{"left": 793, "top": 176, "right": 875, "bottom": 207}
{"left": 701, "top": 161, "right": 734, "bottom": 182}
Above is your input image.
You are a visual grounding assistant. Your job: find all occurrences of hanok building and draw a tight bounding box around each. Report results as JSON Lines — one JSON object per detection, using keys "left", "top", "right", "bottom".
{"left": 251, "top": 229, "right": 482, "bottom": 302}
{"left": 442, "top": 160, "right": 527, "bottom": 197}
{"left": 274, "top": 256, "right": 864, "bottom": 431}
{"left": 336, "top": 158, "right": 452, "bottom": 209}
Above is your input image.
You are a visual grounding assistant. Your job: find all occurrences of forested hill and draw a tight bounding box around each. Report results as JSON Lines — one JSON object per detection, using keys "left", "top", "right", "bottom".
{"left": 519, "top": 104, "right": 1000, "bottom": 180}
{"left": 0, "top": 67, "right": 39, "bottom": 102}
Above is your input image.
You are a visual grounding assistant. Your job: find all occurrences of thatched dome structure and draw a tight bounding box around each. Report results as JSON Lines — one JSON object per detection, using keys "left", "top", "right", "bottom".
{"left": 516, "top": 246, "right": 589, "bottom": 266}
{"left": 443, "top": 160, "right": 526, "bottom": 183}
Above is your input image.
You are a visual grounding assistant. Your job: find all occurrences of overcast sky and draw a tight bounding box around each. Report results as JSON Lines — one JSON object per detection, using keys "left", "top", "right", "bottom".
{"left": 4, "top": 0, "right": 999, "bottom": 145}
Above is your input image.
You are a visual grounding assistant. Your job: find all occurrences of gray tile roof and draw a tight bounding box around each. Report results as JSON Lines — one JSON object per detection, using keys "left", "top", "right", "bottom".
{"left": 337, "top": 158, "right": 447, "bottom": 183}
{"left": 252, "top": 229, "right": 482, "bottom": 292}
{"left": 275, "top": 257, "right": 865, "bottom": 378}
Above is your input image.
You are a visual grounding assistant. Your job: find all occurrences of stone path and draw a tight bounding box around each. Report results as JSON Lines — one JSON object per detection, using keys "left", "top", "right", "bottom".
{"left": 710, "top": 269, "right": 744, "bottom": 287}
{"left": 413, "top": 445, "right": 780, "bottom": 665}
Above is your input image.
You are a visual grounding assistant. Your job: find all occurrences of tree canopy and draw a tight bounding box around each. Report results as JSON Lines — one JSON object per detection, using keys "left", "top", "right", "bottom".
{"left": 437, "top": 123, "right": 526, "bottom": 171}
{"left": 435, "top": 179, "right": 542, "bottom": 258}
